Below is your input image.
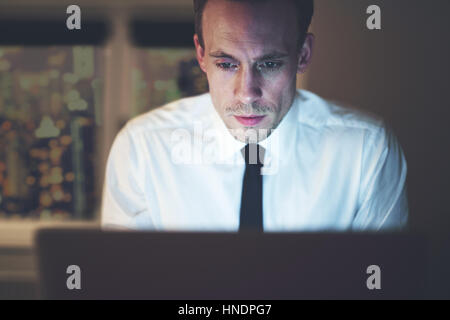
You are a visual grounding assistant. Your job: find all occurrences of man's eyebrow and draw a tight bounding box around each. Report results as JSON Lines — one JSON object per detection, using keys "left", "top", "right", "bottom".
{"left": 256, "top": 52, "right": 289, "bottom": 60}
{"left": 208, "top": 51, "right": 289, "bottom": 60}
{"left": 209, "top": 51, "right": 237, "bottom": 60}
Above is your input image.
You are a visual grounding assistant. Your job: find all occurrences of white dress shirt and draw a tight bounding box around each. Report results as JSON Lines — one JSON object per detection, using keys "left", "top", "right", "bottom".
{"left": 101, "top": 89, "right": 408, "bottom": 231}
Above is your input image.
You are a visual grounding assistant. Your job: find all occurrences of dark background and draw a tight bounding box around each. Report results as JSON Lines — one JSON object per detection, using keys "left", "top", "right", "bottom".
{"left": 307, "top": 0, "right": 450, "bottom": 297}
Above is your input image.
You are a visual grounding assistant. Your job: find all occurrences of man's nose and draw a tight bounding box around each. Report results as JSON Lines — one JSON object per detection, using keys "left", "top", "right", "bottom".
{"left": 234, "top": 66, "right": 262, "bottom": 105}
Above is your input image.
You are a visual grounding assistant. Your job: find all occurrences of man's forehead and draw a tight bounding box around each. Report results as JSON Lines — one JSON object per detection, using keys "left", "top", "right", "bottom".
{"left": 203, "top": 0, "right": 298, "bottom": 54}
{"left": 203, "top": 0, "right": 297, "bottom": 56}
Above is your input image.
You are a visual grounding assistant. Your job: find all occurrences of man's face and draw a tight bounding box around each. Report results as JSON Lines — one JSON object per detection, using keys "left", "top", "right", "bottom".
{"left": 194, "top": 0, "right": 313, "bottom": 142}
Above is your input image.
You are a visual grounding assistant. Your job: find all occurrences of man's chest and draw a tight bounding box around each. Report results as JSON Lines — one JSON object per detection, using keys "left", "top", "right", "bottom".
{"left": 142, "top": 156, "right": 361, "bottom": 231}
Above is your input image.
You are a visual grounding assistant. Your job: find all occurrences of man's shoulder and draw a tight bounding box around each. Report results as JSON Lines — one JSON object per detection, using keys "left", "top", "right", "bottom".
{"left": 124, "top": 93, "right": 212, "bottom": 135}
{"left": 297, "top": 90, "right": 385, "bottom": 134}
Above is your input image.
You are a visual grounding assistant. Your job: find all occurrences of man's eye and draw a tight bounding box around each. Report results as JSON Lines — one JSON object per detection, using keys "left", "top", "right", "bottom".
{"left": 216, "top": 62, "right": 238, "bottom": 71}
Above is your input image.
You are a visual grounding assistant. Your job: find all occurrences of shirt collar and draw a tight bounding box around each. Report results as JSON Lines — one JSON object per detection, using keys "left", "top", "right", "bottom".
{"left": 208, "top": 96, "right": 246, "bottom": 164}
{"left": 258, "top": 91, "right": 300, "bottom": 167}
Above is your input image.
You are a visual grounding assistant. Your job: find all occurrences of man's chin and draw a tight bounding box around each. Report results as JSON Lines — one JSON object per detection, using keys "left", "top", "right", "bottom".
{"left": 228, "top": 125, "right": 275, "bottom": 143}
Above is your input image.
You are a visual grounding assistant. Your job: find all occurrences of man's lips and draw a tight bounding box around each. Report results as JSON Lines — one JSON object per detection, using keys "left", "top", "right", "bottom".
{"left": 234, "top": 115, "right": 266, "bottom": 126}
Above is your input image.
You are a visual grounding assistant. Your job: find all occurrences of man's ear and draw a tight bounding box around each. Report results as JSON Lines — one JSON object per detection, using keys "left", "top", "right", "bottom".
{"left": 194, "top": 34, "right": 207, "bottom": 73}
{"left": 297, "top": 33, "right": 314, "bottom": 74}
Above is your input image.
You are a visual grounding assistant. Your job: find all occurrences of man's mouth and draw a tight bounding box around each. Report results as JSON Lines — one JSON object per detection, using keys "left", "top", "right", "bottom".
{"left": 234, "top": 115, "right": 266, "bottom": 126}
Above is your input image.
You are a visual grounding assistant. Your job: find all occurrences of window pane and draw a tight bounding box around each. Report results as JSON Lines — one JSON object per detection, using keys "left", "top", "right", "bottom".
{"left": 130, "top": 48, "right": 208, "bottom": 117}
{"left": 0, "top": 46, "right": 104, "bottom": 220}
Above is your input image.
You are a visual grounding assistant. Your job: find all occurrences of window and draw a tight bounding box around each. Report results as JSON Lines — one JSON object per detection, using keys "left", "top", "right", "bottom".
{"left": 128, "top": 21, "right": 208, "bottom": 117}
{"left": 0, "top": 19, "right": 208, "bottom": 221}
{"left": 130, "top": 47, "right": 208, "bottom": 117}
{"left": 0, "top": 46, "right": 105, "bottom": 220}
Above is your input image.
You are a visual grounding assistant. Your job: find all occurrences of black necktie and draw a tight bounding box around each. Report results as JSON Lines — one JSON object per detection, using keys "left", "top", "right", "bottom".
{"left": 239, "top": 143, "right": 264, "bottom": 232}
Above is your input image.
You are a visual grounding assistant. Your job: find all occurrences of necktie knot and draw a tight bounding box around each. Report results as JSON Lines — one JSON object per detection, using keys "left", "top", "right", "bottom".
{"left": 241, "top": 143, "right": 265, "bottom": 166}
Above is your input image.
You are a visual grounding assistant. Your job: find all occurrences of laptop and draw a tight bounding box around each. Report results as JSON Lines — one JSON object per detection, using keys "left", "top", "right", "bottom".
{"left": 34, "top": 229, "right": 427, "bottom": 299}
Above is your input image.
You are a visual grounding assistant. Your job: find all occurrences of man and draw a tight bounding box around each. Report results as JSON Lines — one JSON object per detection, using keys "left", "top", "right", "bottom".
{"left": 101, "top": 0, "right": 408, "bottom": 231}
